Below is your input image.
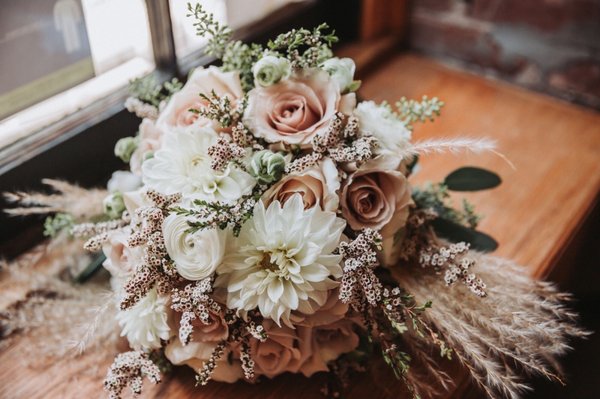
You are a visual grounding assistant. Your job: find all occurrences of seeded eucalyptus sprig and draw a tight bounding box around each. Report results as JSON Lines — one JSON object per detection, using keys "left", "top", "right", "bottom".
{"left": 222, "top": 41, "right": 265, "bottom": 91}
{"left": 395, "top": 96, "right": 444, "bottom": 130}
{"left": 267, "top": 23, "right": 338, "bottom": 68}
{"left": 186, "top": 2, "right": 232, "bottom": 58}
{"left": 129, "top": 75, "right": 183, "bottom": 108}
{"left": 412, "top": 183, "right": 481, "bottom": 229}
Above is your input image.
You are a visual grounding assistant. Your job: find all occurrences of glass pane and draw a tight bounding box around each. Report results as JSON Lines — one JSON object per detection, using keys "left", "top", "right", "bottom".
{"left": 169, "top": 0, "right": 307, "bottom": 59}
{"left": 0, "top": 0, "right": 155, "bottom": 149}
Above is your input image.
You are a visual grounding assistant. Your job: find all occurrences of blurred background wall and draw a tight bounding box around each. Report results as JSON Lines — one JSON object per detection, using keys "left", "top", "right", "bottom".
{"left": 407, "top": 0, "right": 600, "bottom": 109}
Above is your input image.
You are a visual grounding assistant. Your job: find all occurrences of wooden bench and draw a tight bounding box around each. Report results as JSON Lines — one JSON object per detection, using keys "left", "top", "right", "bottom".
{"left": 1, "top": 53, "right": 599, "bottom": 399}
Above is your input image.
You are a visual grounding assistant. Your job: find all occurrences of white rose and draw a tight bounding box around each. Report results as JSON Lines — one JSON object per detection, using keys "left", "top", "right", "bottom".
{"left": 321, "top": 57, "right": 356, "bottom": 92}
{"left": 107, "top": 170, "right": 142, "bottom": 193}
{"left": 163, "top": 213, "right": 227, "bottom": 280}
{"left": 354, "top": 101, "right": 412, "bottom": 156}
{"left": 252, "top": 55, "right": 291, "bottom": 87}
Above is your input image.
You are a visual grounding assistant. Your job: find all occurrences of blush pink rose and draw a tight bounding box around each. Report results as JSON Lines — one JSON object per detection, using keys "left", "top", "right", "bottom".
{"left": 157, "top": 66, "right": 243, "bottom": 133}
{"left": 291, "top": 288, "right": 348, "bottom": 327}
{"left": 165, "top": 340, "right": 244, "bottom": 383}
{"left": 251, "top": 320, "right": 314, "bottom": 378}
{"left": 341, "top": 155, "right": 413, "bottom": 240}
{"left": 164, "top": 311, "right": 240, "bottom": 382}
{"left": 301, "top": 319, "right": 359, "bottom": 375}
{"left": 244, "top": 70, "right": 355, "bottom": 147}
{"left": 130, "top": 118, "right": 164, "bottom": 175}
{"left": 262, "top": 157, "right": 340, "bottom": 211}
{"left": 102, "top": 228, "right": 143, "bottom": 278}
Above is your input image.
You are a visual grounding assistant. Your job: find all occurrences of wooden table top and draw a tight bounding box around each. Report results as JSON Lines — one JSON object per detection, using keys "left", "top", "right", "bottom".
{"left": 1, "top": 53, "right": 599, "bottom": 399}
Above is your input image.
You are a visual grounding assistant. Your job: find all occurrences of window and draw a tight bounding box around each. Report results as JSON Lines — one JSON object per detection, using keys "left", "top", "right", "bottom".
{"left": 0, "top": 0, "right": 155, "bottom": 149}
{"left": 0, "top": 0, "right": 309, "bottom": 150}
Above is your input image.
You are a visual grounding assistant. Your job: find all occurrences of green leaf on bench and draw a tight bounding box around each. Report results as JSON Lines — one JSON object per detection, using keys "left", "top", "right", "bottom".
{"left": 432, "top": 217, "right": 498, "bottom": 252}
{"left": 444, "top": 166, "right": 501, "bottom": 191}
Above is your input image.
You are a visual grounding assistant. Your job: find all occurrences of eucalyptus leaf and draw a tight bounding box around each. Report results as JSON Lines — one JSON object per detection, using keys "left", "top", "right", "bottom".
{"left": 444, "top": 166, "right": 501, "bottom": 191}
{"left": 75, "top": 252, "right": 106, "bottom": 284}
{"left": 432, "top": 218, "right": 498, "bottom": 252}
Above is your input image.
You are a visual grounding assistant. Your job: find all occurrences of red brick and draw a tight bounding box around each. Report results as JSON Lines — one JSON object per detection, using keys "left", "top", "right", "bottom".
{"left": 409, "top": 14, "right": 526, "bottom": 74}
{"left": 549, "top": 60, "right": 600, "bottom": 103}
{"left": 470, "top": 0, "right": 600, "bottom": 32}
{"left": 412, "top": 0, "right": 456, "bottom": 13}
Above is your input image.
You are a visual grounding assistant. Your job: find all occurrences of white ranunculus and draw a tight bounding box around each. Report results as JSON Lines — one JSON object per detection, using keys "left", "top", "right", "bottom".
{"left": 141, "top": 127, "right": 256, "bottom": 203}
{"left": 215, "top": 194, "right": 345, "bottom": 327}
{"left": 116, "top": 288, "right": 171, "bottom": 350}
{"left": 353, "top": 101, "right": 412, "bottom": 156}
{"left": 107, "top": 170, "right": 143, "bottom": 193}
{"left": 252, "top": 55, "right": 291, "bottom": 87}
{"left": 163, "top": 213, "right": 227, "bottom": 280}
{"left": 321, "top": 57, "right": 356, "bottom": 92}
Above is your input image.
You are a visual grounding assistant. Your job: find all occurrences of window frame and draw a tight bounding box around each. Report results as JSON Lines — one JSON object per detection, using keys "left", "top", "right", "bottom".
{"left": 0, "top": 0, "right": 361, "bottom": 257}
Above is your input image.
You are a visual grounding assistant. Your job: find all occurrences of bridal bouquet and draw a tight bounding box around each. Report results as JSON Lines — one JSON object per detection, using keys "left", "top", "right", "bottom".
{"left": 4, "top": 4, "right": 586, "bottom": 399}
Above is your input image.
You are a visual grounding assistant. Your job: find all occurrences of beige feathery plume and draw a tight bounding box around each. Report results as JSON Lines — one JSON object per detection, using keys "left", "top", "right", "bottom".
{"left": 394, "top": 254, "right": 589, "bottom": 399}
{"left": 4, "top": 178, "right": 107, "bottom": 219}
{"left": 395, "top": 137, "right": 515, "bottom": 169}
{"left": 0, "top": 235, "right": 118, "bottom": 359}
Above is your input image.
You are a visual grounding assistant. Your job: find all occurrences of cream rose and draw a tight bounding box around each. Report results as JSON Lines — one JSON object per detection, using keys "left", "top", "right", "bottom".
{"left": 130, "top": 118, "right": 164, "bottom": 175}
{"left": 157, "top": 66, "right": 243, "bottom": 133}
{"left": 163, "top": 213, "right": 227, "bottom": 280}
{"left": 354, "top": 101, "right": 412, "bottom": 156}
{"left": 107, "top": 171, "right": 142, "bottom": 194}
{"left": 262, "top": 157, "right": 340, "bottom": 211}
{"left": 341, "top": 156, "right": 413, "bottom": 240}
{"left": 244, "top": 70, "right": 343, "bottom": 147}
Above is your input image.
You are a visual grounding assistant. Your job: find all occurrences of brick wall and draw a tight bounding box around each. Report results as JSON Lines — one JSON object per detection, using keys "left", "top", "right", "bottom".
{"left": 407, "top": 0, "right": 600, "bottom": 109}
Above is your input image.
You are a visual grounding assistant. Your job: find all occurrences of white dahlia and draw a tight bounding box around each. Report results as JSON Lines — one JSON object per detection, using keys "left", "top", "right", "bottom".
{"left": 116, "top": 288, "right": 172, "bottom": 350}
{"left": 142, "top": 127, "right": 255, "bottom": 203}
{"left": 215, "top": 194, "right": 345, "bottom": 327}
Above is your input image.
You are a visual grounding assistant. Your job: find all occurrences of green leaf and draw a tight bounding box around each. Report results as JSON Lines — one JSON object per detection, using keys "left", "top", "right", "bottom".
{"left": 74, "top": 252, "right": 106, "bottom": 284}
{"left": 432, "top": 218, "right": 498, "bottom": 252}
{"left": 347, "top": 80, "right": 362, "bottom": 92}
{"left": 444, "top": 166, "right": 501, "bottom": 191}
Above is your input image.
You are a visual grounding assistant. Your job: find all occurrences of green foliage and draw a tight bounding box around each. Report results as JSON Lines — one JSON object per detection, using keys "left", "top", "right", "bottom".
{"left": 444, "top": 166, "right": 502, "bottom": 191}
{"left": 129, "top": 75, "right": 182, "bottom": 107}
{"left": 267, "top": 23, "right": 338, "bottom": 68}
{"left": 187, "top": 2, "right": 232, "bottom": 58}
{"left": 74, "top": 253, "right": 106, "bottom": 283}
{"left": 43, "top": 213, "right": 75, "bottom": 237}
{"left": 185, "top": 3, "right": 338, "bottom": 89}
{"left": 412, "top": 183, "right": 482, "bottom": 229}
{"left": 221, "top": 41, "right": 265, "bottom": 91}
{"left": 170, "top": 188, "right": 264, "bottom": 237}
{"left": 395, "top": 95, "right": 444, "bottom": 130}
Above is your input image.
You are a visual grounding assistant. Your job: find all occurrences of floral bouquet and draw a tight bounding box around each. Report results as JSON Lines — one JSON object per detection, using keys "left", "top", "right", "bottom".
{"left": 3, "top": 4, "right": 587, "bottom": 399}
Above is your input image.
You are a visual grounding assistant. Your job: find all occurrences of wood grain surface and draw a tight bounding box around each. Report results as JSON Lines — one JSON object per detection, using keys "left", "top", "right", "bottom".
{"left": 1, "top": 53, "right": 599, "bottom": 399}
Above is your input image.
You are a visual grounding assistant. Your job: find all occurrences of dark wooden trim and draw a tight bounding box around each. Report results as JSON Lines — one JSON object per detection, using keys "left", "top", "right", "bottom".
{"left": 360, "top": 0, "right": 409, "bottom": 42}
{"left": 146, "top": 0, "right": 178, "bottom": 73}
